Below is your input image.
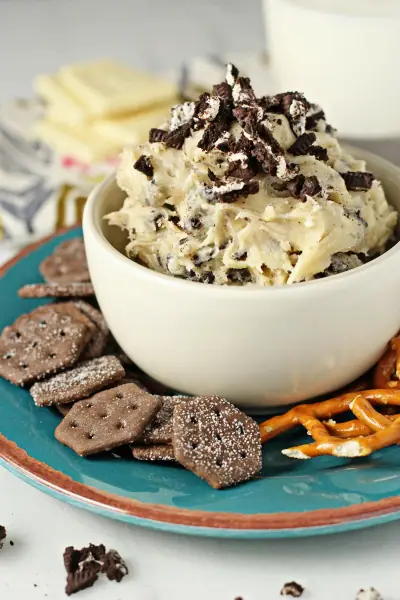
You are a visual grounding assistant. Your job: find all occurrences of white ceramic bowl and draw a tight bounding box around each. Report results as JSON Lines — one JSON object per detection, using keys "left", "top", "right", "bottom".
{"left": 83, "top": 146, "right": 400, "bottom": 409}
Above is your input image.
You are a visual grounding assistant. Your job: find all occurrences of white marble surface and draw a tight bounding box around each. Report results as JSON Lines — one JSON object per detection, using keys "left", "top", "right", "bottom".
{"left": 1, "top": 1, "right": 400, "bottom": 598}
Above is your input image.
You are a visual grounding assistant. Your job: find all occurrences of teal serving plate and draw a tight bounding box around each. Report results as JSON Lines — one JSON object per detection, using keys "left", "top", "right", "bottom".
{"left": 2, "top": 228, "right": 400, "bottom": 539}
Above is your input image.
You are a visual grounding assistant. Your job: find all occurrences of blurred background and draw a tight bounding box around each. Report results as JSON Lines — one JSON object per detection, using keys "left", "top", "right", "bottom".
{"left": 1, "top": 0, "right": 400, "bottom": 259}
{"left": 1, "top": 0, "right": 264, "bottom": 95}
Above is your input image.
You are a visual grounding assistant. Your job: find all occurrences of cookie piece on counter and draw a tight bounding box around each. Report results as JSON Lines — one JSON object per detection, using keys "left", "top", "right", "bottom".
{"left": 0, "top": 303, "right": 92, "bottom": 386}
{"left": 173, "top": 396, "right": 262, "bottom": 489}
{"left": 281, "top": 582, "right": 305, "bottom": 597}
{"left": 0, "top": 525, "right": 6, "bottom": 549}
{"left": 30, "top": 356, "right": 125, "bottom": 406}
{"left": 39, "top": 239, "right": 90, "bottom": 284}
{"left": 132, "top": 444, "right": 176, "bottom": 462}
{"left": 64, "top": 543, "right": 105, "bottom": 596}
{"left": 18, "top": 282, "right": 95, "bottom": 299}
{"left": 55, "top": 384, "right": 162, "bottom": 456}
{"left": 101, "top": 549, "right": 129, "bottom": 582}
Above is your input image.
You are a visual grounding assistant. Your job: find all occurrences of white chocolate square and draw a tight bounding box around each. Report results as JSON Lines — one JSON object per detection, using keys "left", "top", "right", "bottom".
{"left": 58, "top": 59, "right": 178, "bottom": 118}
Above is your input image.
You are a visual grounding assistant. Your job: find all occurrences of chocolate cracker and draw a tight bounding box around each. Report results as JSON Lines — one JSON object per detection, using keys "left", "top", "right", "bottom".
{"left": 132, "top": 444, "right": 176, "bottom": 462}
{"left": 30, "top": 356, "right": 125, "bottom": 406}
{"left": 172, "top": 396, "right": 262, "bottom": 489}
{"left": 55, "top": 384, "right": 162, "bottom": 456}
{"left": 0, "top": 303, "right": 92, "bottom": 386}
{"left": 40, "top": 238, "right": 90, "bottom": 284}
{"left": 74, "top": 301, "right": 109, "bottom": 359}
{"left": 18, "top": 282, "right": 94, "bottom": 298}
{"left": 141, "top": 396, "right": 189, "bottom": 444}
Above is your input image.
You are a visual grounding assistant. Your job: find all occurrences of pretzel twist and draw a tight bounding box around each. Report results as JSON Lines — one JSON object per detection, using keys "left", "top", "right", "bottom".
{"left": 374, "top": 336, "right": 400, "bottom": 389}
{"left": 259, "top": 390, "right": 400, "bottom": 459}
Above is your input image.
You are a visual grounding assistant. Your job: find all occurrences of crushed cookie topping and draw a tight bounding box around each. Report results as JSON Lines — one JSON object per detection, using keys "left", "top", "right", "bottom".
{"left": 144, "top": 64, "right": 344, "bottom": 204}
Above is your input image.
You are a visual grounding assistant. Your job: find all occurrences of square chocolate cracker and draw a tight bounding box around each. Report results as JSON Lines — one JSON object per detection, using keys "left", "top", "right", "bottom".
{"left": 141, "top": 396, "right": 190, "bottom": 444}
{"left": 0, "top": 303, "right": 92, "bottom": 386}
{"left": 74, "top": 301, "right": 109, "bottom": 359}
{"left": 172, "top": 396, "right": 262, "bottom": 489}
{"left": 132, "top": 444, "right": 176, "bottom": 462}
{"left": 30, "top": 356, "right": 125, "bottom": 406}
{"left": 55, "top": 384, "right": 162, "bottom": 456}
{"left": 18, "top": 282, "right": 94, "bottom": 299}
{"left": 40, "top": 238, "right": 90, "bottom": 284}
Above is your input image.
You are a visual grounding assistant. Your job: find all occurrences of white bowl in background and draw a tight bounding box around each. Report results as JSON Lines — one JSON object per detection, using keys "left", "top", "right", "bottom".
{"left": 263, "top": 0, "right": 400, "bottom": 138}
{"left": 83, "top": 146, "right": 400, "bottom": 409}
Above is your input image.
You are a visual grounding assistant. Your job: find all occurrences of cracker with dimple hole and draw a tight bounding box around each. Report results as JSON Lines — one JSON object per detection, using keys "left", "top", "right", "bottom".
{"left": 40, "top": 239, "right": 90, "bottom": 284}
{"left": 0, "top": 303, "right": 92, "bottom": 386}
{"left": 74, "top": 301, "right": 109, "bottom": 359}
{"left": 140, "top": 396, "right": 190, "bottom": 444}
{"left": 132, "top": 444, "right": 176, "bottom": 462}
{"left": 172, "top": 396, "right": 262, "bottom": 489}
{"left": 30, "top": 356, "right": 125, "bottom": 406}
{"left": 18, "top": 282, "right": 94, "bottom": 299}
{"left": 55, "top": 384, "right": 162, "bottom": 456}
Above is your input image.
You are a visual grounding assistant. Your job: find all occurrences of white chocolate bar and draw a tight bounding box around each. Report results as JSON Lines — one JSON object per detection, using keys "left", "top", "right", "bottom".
{"left": 58, "top": 59, "right": 178, "bottom": 118}
{"left": 33, "top": 74, "right": 89, "bottom": 124}
{"left": 93, "top": 104, "right": 173, "bottom": 145}
{"left": 34, "top": 119, "right": 119, "bottom": 163}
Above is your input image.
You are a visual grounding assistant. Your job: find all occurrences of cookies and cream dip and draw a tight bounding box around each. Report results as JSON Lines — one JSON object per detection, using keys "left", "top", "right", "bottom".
{"left": 107, "top": 64, "right": 397, "bottom": 285}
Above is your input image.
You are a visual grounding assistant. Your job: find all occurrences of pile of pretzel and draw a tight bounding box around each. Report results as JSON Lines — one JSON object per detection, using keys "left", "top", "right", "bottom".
{"left": 259, "top": 335, "right": 400, "bottom": 459}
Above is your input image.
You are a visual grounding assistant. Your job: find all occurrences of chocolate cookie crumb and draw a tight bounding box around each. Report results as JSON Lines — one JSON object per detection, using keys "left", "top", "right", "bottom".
{"left": 355, "top": 588, "right": 383, "bottom": 600}
{"left": 64, "top": 543, "right": 106, "bottom": 596}
{"left": 288, "top": 133, "right": 316, "bottom": 156}
{"left": 287, "top": 175, "right": 321, "bottom": 201}
{"left": 149, "top": 128, "right": 168, "bottom": 143}
{"left": 101, "top": 549, "right": 128, "bottom": 582}
{"left": 341, "top": 171, "right": 375, "bottom": 191}
{"left": 134, "top": 155, "right": 153, "bottom": 178}
{"left": 281, "top": 581, "right": 304, "bottom": 597}
{"left": 0, "top": 525, "right": 6, "bottom": 549}
{"left": 66, "top": 569, "right": 98, "bottom": 596}
{"left": 165, "top": 122, "right": 192, "bottom": 149}
{"left": 307, "top": 145, "right": 329, "bottom": 161}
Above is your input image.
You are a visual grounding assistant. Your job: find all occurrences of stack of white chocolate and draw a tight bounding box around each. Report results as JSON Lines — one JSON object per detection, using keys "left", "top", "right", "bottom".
{"left": 33, "top": 59, "right": 179, "bottom": 163}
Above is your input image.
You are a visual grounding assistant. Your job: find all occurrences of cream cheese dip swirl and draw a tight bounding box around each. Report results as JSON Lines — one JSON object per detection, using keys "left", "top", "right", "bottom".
{"left": 106, "top": 64, "right": 397, "bottom": 286}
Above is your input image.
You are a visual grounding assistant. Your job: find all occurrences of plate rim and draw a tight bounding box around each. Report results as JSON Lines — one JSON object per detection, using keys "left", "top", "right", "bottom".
{"left": 2, "top": 228, "right": 400, "bottom": 535}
